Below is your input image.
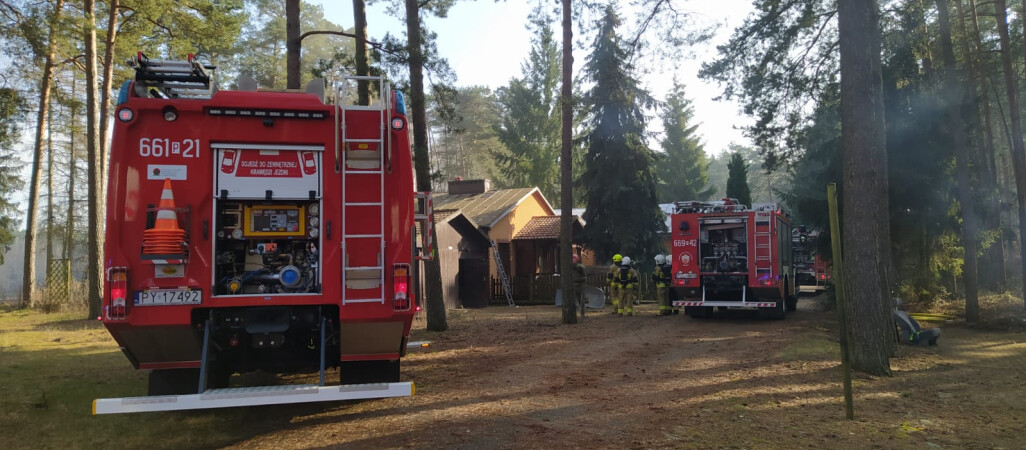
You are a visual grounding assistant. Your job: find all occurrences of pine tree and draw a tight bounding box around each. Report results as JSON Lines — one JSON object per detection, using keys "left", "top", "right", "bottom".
{"left": 725, "top": 152, "right": 752, "bottom": 207}
{"left": 405, "top": 0, "right": 447, "bottom": 332}
{"left": 579, "top": 4, "right": 664, "bottom": 261}
{"left": 494, "top": 8, "right": 562, "bottom": 199}
{"left": 429, "top": 86, "right": 503, "bottom": 185}
{"left": 656, "top": 79, "right": 713, "bottom": 202}
{"left": 0, "top": 89, "right": 25, "bottom": 265}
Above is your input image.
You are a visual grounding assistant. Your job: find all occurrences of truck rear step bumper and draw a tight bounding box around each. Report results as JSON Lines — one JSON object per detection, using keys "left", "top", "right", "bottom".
{"left": 673, "top": 300, "right": 777, "bottom": 308}
{"left": 92, "top": 381, "right": 413, "bottom": 414}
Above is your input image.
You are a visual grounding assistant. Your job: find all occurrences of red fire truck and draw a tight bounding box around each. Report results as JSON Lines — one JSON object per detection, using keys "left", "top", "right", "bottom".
{"left": 668, "top": 199, "right": 797, "bottom": 319}
{"left": 94, "top": 54, "right": 430, "bottom": 414}
{"left": 793, "top": 227, "right": 831, "bottom": 292}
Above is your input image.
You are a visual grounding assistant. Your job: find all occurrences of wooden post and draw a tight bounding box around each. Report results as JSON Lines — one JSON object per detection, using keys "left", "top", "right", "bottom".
{"left": 828, "top": 183, "right": 854, "bottom": 420}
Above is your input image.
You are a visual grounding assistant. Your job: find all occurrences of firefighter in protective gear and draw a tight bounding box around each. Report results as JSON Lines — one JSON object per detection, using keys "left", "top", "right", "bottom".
{"left": 617, "top": 256, "right": 640, "bottom": 315}
{"left": 666, "top": 254, "right": 679, "bottom": 314}
{"left": 654, "top": 254, "right": 672, "bottom": 315}
{"left": 607, "top": 254, "right": 623, "bottom": 314}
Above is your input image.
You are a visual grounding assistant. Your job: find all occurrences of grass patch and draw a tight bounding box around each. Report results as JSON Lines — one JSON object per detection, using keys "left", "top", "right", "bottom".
{"left": 774, "top": 333, "right": 837, "bottom": 362}
{"left": 925, "top": 291, "right": 1026, "bottom": 330}
{"left": 0, "top": 309, "right": 310, "bottom": 449}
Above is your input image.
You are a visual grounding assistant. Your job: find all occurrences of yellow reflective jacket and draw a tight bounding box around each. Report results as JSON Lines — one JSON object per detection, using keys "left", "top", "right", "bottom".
{"left": 607, "top": 263, "right": 620, "bottom": 287}
{"left": 653, "top": 264, "right": 671, "bottom": 287}
{"left": 616, "top": 265, "right": 639, "bottom": 288}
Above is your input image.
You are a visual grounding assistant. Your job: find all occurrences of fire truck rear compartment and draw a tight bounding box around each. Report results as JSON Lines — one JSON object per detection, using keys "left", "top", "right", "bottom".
{"left": 700, "top": 274, "right": 748, "bottom": 301}
{"left": 698, "top": 221, "right": 748, "bottom": 301}
{"left": 193, "top": 305, "right": 340, "bottom": 375}
{"left": 700, "top": 221, "right": 748, "bottom": 274}
{"left": 214, "top": 200, "right": 321, "bottom": 295}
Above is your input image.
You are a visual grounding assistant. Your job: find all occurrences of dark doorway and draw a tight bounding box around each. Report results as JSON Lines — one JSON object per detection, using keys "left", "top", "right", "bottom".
{"left": 459, "top": 257, "right": 489, "bottom": 308}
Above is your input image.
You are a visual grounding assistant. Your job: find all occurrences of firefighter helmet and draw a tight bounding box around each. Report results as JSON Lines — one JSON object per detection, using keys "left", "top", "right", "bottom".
{"left": 665, "top": 254, "right": 672, "bottom": 264}
{"left": 621, "top": 256, "right": 631, "bottom": 266}
{"left": 655, "top": 254, "right": 665, "bottom": 265}
{"left": 612, "top": 254, "right": 622, "bottom": 263}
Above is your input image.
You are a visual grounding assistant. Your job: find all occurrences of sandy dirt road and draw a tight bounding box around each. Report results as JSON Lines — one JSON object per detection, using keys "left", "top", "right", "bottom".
{"left": 220, "top": 297, "right": 1026, "bottom": 449}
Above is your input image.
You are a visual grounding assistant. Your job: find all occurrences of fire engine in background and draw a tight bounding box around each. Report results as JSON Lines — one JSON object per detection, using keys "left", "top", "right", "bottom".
{"left": 668, "top": 199, "right": 797, "bottom": 319}
{"left": 792, "top": 226, "right": 831, "bottom": 293}
{"left": 94, "top": 54, "right": 432, "bottom": 414}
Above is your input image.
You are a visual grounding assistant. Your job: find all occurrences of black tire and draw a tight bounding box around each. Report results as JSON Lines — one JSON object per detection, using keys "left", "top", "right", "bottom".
{"left": 785, "top": 277, "right": 798, "bottom": 312}
{"left": 685, "top": 306, "right": 712, "bottom": 318}
{"left": 775, "top": 298, "right": 787, "bottom": 319}
{"left": 786, "top": 296, "right": 798, "bottom": 312}
{"left": 148, "top": 368, "right": 201, "bottom": 396}
{"left": 341, "top": 359, "right": 400, "bottom": 385}
{"left": 757, "top": 296, "right": 786, "bottom": 320}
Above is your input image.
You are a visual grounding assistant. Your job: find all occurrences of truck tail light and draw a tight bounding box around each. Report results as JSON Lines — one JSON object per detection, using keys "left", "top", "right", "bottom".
{"left": 107, "top": 268, "right": 128, "bottom": 320}
{"left": 117, "top": 108, "right": 134, "bottom": 122}
{"left": 393, "top": 264, "right": 411, "bottom": 311}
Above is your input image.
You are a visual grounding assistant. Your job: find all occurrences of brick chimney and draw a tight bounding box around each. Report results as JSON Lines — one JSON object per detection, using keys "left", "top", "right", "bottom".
{"left": 447, "top": 178, "right": 490, "bottom": 195}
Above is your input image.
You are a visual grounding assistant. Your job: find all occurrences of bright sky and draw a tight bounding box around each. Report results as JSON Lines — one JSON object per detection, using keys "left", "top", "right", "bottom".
{"left": 310, "top": 0, "right": 755, "bottom": 156}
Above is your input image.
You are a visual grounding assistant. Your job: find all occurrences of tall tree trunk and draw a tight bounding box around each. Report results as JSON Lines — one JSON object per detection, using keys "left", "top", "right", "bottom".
{"left": 960, "top": 0, "right": 1005, "bottom": 289}
{"left": 99, "top": 0, "right": 119, "bottom": 183}
{"left": 47, "top": 98, "right": 54, "bottom": 263}
{"left": 286, "top": 0, "right": 301, "bottom": 89}
{"left": 85, "top": 0, "right": 104, "bottom": 319}
{"left": 560, "top": 0, "right": 576, "bottom": 324}
{"left": 22, "top": 0, "right": 65, "bottom": 309}
{"left": 406, "top": 0, "right": 447, "bottom": 331}
{"left": 993, "top": 0, "right": 1026, "bottom": 308}
{"left": 352, "top": 0, "right": 370, "bottom": 105}
{"left": 936, "top": 0, "right": 980, "bottom": 322}
{"left": 838, "top": 0, "right": 892, "bottom": 375}
{"left": 65, "top": 77, "right": 78, "bottom": 261}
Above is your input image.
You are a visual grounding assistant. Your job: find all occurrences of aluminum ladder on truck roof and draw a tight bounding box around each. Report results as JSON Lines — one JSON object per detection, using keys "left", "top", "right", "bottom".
{"left": 754, "top": 211, "right": 773, "bottom": 280}
{"left": 128, "top": 52, "right": 216, "bottom": 99}
{"left": 338, "top": 75, "right": 388, "bottom": 305}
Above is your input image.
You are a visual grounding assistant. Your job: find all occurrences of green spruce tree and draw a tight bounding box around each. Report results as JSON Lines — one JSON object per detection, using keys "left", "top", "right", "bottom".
{"left": 0, "top": 89, "right": 24, "bottom": 265}
{"left": 494, "top": 7, "right": 562, "bottom": 199}
{"left": 656, "top": 79, "right": 714, "bottom": 202}
{"left": 725, "top": 152, "right": 752, "bottom": 207}
{"left": 579, "top": 4, "right": 664, "bottom": 260}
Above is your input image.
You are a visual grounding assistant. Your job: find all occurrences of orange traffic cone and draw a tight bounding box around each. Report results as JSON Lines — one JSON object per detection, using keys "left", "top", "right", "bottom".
{"left": 142, "top": 178, "right": 187, "bottom": 255}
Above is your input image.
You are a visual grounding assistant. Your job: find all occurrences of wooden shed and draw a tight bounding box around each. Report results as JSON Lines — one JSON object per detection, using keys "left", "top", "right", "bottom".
{"left": 433, "top": 179, "right": 571, "bottom": 305}
{"left": 432, "top": 208, "right": 491, "bottom": 309}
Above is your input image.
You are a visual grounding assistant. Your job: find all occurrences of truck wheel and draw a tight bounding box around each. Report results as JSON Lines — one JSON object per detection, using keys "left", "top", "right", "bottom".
{"left": 685, "top": 306, "right": 711, "bottom": 318}
{"left": 341, "top": 359, "right": 400, "bottom": 384}
{"left": 785, "top": 277, "right": 798, "bottom": 312}
{"left": 786, "top": 298, "right": 798, "bottom": 312}
{"left": 758, "top": 299, "right": 786, "bottom": 320}
{"left": 148, "top": 368, "right": 200, "bottom": 396}
{"left": 771, "top": 295, "right": 788, "bottom": 319}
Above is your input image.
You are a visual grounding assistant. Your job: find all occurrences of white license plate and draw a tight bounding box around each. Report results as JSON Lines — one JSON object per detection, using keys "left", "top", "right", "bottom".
{"left": 134, "top": 289, "right": 202, "bottom": 306}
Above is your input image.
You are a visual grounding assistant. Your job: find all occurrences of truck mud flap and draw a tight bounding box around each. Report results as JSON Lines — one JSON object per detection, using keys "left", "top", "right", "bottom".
{"left": 92, "top": 382, "right": 413, "bottom": 414}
